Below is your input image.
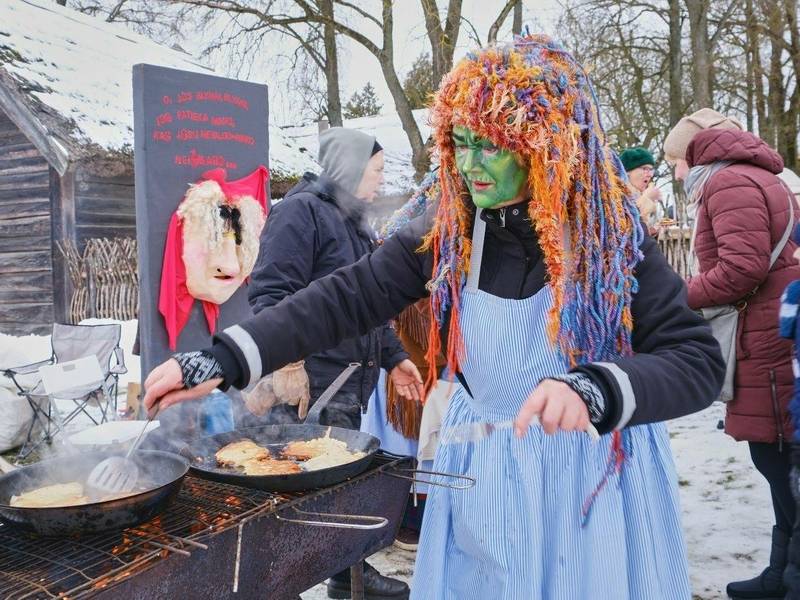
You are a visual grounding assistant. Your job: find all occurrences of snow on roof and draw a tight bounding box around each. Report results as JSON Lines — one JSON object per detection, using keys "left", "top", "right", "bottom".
{"left": 282, "top": 109, "right": 430, "bottom": 196}
{"left": 0, "top": 0, "right": 317, "bottom": 177}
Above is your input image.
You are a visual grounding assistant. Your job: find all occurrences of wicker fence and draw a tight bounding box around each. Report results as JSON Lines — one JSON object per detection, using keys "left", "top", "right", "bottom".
{"left": 656, "top": 225, "right": 692, "bottom": 280}
{"left": 57, "top": 238, "right": 139, "bottom": 323}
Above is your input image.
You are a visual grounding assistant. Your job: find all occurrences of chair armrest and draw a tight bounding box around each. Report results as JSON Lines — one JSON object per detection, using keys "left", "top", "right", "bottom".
{"left": 2, "top": 357, "right": 54, "bottom": 377}
{"left": 111, "top": 347, "right": 126, "bottom": 372}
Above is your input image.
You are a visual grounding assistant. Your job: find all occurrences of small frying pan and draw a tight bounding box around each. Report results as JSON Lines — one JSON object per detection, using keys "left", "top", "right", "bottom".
{"left": 182, "top": 362, "right": 382, "bottom": 492}
{"left": 0, "top": 450, "right": 188, "bottom": 535}
{"left": 182, "top": 424, "right": 380, "bottom": 492}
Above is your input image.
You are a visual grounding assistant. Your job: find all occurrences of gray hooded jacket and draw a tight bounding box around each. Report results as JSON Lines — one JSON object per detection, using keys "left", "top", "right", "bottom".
{"left": 318, "top": 127, "right": 376, "bottom": 196}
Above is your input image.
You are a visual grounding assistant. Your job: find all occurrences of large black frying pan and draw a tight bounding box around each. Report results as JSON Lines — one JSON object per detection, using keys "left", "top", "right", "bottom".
{"left": 181, "top": 424, "right": 380, "bottom": 492}
{"left": 0, "top": 450, "right": 188, "bottom": 535}
{"left": 181, "top": 363, "right": 380, "bottom": 492}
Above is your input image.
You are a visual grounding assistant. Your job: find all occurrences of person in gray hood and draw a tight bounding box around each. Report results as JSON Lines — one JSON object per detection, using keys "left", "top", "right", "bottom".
{"left": 246, "top": 127, "right": 420, "bottom": 599}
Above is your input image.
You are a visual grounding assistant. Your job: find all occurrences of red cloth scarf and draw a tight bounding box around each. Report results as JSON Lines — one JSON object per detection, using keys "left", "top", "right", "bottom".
{"left": 159, "top": 166, "right": 269, "bottom": 350}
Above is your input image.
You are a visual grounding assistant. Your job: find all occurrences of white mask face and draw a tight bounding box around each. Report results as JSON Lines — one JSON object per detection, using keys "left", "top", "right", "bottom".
{"left": 183, "top": 222, "right": 246, "bottom": 305}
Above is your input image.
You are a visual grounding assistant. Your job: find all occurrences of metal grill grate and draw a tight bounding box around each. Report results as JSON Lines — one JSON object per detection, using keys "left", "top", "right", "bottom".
{"left": 0, "top": 477, "right": 293, "bottom": 599}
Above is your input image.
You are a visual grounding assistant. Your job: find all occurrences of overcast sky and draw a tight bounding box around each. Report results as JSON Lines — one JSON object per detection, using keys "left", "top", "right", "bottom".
{"left": 199, "top": 0, "right": 562, "bottom": 126}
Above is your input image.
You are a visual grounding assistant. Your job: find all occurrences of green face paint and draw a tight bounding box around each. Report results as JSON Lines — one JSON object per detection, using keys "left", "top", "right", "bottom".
{"left": 452, "top": 125, "right": 527, "bottom": 209}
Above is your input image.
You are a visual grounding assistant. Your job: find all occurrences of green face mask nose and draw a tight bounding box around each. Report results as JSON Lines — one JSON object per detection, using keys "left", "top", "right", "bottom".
{"left": 452, "top": 125, "right": 528, "bottom": 209}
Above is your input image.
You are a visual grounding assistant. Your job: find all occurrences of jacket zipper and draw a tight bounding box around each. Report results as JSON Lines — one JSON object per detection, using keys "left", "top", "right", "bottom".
{"left": 499, "top": 208, "right": 506, "bottom": 227}
{"left": 770, "top": 369, "right": 784, "bottom": 452}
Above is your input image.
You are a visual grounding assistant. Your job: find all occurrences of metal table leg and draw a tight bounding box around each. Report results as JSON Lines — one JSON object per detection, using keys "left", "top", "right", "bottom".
{"left": 350, "top": 561, "right": 365, "bottom": 600}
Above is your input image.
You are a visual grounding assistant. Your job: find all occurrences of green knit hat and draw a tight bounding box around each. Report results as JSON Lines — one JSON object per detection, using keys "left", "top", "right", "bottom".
{"left": 619, "top": 147, "right": 655, "bottom": 172}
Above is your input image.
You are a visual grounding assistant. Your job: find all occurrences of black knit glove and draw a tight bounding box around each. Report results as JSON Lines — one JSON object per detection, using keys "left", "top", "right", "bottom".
{"left": 172, "top": 350, "right": 225, "bottom": 389}
{"left": 544, "top": 373, "right": 606, "bottom": 424}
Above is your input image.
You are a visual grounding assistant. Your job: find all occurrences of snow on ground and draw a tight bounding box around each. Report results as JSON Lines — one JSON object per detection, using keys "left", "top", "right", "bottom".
{"left": 672, "top": 401, "right": 774, "bottom": 600}
{"left": 0, "top": 323, "right": 776, "bottom": 597}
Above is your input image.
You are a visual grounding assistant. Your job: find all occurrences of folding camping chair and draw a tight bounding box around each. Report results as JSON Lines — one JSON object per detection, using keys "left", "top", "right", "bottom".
{"left": 2, "top": 323, "right": 127, "bottom": 460}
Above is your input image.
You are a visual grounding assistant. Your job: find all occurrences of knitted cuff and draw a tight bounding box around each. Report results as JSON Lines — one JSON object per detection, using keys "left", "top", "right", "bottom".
{"left": 173, "top": 350, "right": 225, "bottom": 389}
{"left": 545, "top": 373, "right": 606, "bottom": 424}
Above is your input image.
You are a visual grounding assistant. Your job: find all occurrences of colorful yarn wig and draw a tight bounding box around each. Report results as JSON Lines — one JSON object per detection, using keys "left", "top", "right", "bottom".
{"left": 422, "top": 34, "right": 644, "bottom": 388}
{"left": 422, "top": 35, "right": 644, "bottom": 516}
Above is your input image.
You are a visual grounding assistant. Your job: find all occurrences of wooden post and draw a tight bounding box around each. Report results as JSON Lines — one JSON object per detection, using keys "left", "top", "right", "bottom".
{"left": 50, "top": 166, "right": 76, "bottom": 324}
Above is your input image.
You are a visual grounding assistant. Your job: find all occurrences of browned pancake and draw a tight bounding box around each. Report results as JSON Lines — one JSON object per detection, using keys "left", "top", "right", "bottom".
{"left": 215, "top": 439, "right": 270, "bottom": 467}
{"left": 281, "top": 435, "right": 352, "bottom": 462}
{"left": 241, "top": 458, "right": 302, "bottom": 476}
{"left": 281, "top": 440, "right": 320, "bottom": 461}
{"left": 10, "top": 482, "right": 89, "bottom": 508}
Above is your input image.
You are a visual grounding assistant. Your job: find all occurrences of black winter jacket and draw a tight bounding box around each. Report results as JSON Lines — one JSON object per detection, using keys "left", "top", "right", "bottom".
{"left": 246, "top": 172, "right": 408, "bottom": 406}
{"left": 215, "top": 202, "right": 725, "bottom": 435}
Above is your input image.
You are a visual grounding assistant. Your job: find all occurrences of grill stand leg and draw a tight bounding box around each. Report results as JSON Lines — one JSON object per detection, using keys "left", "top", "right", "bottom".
{"left": 350, "top": 561, "right": 365, "bottom": 600}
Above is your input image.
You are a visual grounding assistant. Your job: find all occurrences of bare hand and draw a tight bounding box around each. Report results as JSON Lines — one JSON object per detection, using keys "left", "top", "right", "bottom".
{"left": 142, "top": 358, "right": 223, "bottom": 415}
{"left": 636, "top": 194, "right": 657, "bottom": 221}
{"left": 643, "top": 185, "right": 662, "bottom": 202}
{"left": 514, "top": 379, "right": 590, "bottom": 437}
{"left": 389, "top": 359, "right": 424, "bottom": 402}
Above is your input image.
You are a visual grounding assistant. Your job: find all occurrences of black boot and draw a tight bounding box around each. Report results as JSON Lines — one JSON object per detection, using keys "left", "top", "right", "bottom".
{"left": 727, "top": 526, "right": 789, "bottom": 599}
{"left": 784, "top": 463, "right": 800, "bottom": 599}
{"left": 326, "top": 561, "right": 409, "bottom": 599}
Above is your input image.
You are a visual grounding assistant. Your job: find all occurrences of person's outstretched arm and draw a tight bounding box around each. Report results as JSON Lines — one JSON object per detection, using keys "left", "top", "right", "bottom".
{"left": 144, "top": 215, "right": 432, "bottom": 411}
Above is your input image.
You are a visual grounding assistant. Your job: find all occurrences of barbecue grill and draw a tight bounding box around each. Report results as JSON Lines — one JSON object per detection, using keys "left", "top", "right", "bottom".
{"left": 0, "top": 452, "right": 416, "bottom": 599}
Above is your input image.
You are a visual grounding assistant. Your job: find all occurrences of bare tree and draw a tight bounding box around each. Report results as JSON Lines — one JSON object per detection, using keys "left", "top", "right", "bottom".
{"left": 558, "top": 0, "right": 677, "bottom": 151}
{"left": 512, "top": 0, "right": 523, "bottom": 35}
{"left": 667, "top": 0, "right": 683, "bottom": 127}
{"left": 319, "top": 0, "right": 342, "bottom": 126}
{"left": 685, "top": 0, "right": 712, "bottom": 108}
{"left": 68, "top": 0, "right": 184, "bottom": 41}
{"left": 487, "top": 0, "right": 519, "bottom": 45}
{"left": 420, "top": 0, "right": 463, "bottom": 85}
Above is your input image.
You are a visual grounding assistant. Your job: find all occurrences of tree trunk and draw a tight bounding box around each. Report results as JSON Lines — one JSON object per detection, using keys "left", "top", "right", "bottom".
{"left": 782, "top": 0, "right": 800, "bottom": 168}
{"left": 420, "top": 0, "right": 462, "bottom": 86}
{"left": 668, "top": 0, "right": 683, "bottom": 128}
{"left": 381, "top": 0, "right": 428, "bottom": 177}
{"left": 513, "top": 0, "right": 523, "bottom": 36}
{"left": 743, "top": 0, "right": 754, "bottom": 131}
{"left": 747, "top": 0, "right": 767, "bottom": 139}
{"left": 488, "top": 0, "right": 517, "bottom": 45}
{"left": 319, "top": 0, "right": 342, "bottom": 126}
{"left": 295, "top": 0, "right": 429, "bottom": 176}
{"left": 764, "top": 0, "right": 785, "bottom": 154}
{"left": 685, "top": 0, "right": 712, "bottom": 109}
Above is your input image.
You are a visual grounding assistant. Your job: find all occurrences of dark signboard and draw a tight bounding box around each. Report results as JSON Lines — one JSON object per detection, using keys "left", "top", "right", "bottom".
{"left": 133, "top": 64, "right": 269, "bottom": 381}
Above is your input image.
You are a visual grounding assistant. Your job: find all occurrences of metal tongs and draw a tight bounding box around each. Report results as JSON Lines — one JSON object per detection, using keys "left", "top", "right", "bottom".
{"left": 440, "top": 417, "right": 600, "bottom": 445}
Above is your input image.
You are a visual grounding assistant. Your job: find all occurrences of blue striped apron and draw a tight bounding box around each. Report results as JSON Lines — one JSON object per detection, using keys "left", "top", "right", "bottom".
{"left": 410, "top": 211, "right": 691, "bottom": 599}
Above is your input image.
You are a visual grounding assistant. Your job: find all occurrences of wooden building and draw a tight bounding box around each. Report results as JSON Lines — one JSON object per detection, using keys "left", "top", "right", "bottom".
{"left": 0, "top": 1, "right": 317, "bottom": 335}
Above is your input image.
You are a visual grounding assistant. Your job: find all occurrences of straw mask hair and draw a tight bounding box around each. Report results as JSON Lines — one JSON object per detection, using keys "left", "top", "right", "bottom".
{"left": 421, "top": 34, "right": 644, "bottom": 395}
